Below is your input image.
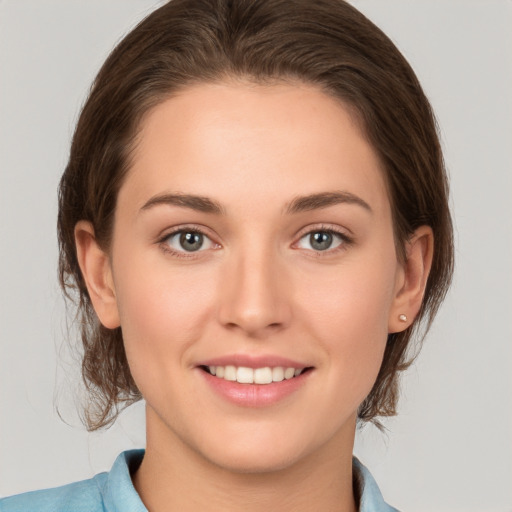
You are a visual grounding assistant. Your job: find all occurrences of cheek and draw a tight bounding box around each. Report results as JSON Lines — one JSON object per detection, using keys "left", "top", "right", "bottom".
{"left": 295, "top": 252, "right": 398, "bottom": 390}
{"left": 299, "top": 254, "right": 396, "bottom": 333}
{"left": 112, "top": 253, "right": 216, "bottom": 376}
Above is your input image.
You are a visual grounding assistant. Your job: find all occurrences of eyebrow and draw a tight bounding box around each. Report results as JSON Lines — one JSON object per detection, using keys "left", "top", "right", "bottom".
{"left": 140, "top": 190, "right": 371, "bottom": 216}
{"left": 140, "top": 193, "right": 225, "bottom": 215}
{"left": 285, "top": 191, "right": 372, "bottom": 214}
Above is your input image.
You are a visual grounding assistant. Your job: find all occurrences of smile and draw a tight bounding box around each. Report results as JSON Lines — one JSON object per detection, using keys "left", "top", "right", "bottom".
{"left": 204, "top": 365, "right": 305, "bottom": 384}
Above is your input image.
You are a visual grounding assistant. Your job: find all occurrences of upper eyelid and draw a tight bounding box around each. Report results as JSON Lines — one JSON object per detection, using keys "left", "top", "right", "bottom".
{"left": 294, "top": 223, "right": 352, "bottom": 239}
{"left": 157, "top": 225, "right": 219, "bottom": 254}
{"left": 292, "top": 225, "right": 354, "bottom": 252}
{"left": 157, "top": 223, "right": 215, "bottom": 241}
{"left": 158, "top": 227, "right": 219, "bottom": 257}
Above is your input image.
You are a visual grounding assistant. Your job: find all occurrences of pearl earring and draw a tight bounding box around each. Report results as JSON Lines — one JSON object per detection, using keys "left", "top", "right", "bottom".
{"left": 398, "top": 314, "right": 407, "bottom": 322}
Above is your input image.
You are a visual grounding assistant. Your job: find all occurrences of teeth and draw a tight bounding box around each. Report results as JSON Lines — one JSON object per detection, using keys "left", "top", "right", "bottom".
{"left": 224, "top": 365, "right": 236, "bottom": 381}
{"left": 236, "top": 366, "right": 254, "bottom": 384}
{"left": 206, "top": 365, "right": 305, "bottom": 384}
{"left": 284, "top": 367, "right": 295, "bottom": 380}
{"left": 272, "top": 367, "right": 284, "bottom": 382}
{"left": 254, "top": 367, "right": 272, "bottom": 384}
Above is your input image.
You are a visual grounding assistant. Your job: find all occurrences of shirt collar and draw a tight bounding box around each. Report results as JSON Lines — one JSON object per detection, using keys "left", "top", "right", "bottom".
{"left": 102, "top": 449, "right": 147, "bottom": 512}
{"left": 353, "top": 457, "right": 400, "bottom": 512}
{"left": 103, "top": 450, "right": 398, "bottom": 512}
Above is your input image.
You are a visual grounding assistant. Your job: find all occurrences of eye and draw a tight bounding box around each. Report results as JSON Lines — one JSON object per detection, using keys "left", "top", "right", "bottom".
{"left": 163, "top": 229, "right": 216, "bottom": 253}
{"left": 296, "top": 229, "right": 347, "bottom": 252}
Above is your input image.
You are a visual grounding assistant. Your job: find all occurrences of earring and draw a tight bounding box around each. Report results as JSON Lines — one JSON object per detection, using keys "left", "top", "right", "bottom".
{"left": 398, "top": 314, "right": 407, "bottom": 322}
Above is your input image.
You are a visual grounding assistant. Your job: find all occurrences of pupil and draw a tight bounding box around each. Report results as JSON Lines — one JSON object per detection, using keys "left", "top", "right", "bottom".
{"left": 179, "top": 232, "right": 203, "bottom": 251}
{"left": 310, "top": 231, "right": 332, "bottom": 251}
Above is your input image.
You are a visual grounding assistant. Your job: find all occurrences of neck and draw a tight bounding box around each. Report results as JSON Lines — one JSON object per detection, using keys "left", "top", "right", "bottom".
{"left": 133, "top": 406, "right": 358, "bottom": 512}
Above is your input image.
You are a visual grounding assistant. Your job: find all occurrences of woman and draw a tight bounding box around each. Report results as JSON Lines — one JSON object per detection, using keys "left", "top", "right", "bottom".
{"left": 0, "top": 0, "right": 453, "bottom": 510}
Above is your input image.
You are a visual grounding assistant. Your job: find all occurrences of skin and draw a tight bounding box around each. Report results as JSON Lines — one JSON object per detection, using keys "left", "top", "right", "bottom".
{"left": 76, "top": 81, "right": 433, "bottom": 511}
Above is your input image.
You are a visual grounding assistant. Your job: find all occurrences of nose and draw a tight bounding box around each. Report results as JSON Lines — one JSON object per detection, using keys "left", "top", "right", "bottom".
{"left": 217, "top": 248, "right": 292, "bottom": 338}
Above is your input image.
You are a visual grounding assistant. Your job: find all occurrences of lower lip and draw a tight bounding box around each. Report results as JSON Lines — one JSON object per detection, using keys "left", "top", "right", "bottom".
{"left": 198, "top": 369, "right": 311, "bottom": 407}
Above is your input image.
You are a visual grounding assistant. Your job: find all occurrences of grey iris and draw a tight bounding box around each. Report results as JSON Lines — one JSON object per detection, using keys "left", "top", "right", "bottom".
{"left": 180, "top": 232, "right": 203, "bottom": 251}
{"left": 310, "top": 231, "right": 333, "bottom": 251}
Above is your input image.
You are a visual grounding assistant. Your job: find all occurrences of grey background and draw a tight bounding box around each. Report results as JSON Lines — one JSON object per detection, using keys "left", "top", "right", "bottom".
{"left": 1, "top": 1, "right": 511, "bottom": 510}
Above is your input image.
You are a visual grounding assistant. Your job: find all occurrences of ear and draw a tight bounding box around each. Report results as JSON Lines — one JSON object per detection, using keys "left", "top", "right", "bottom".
{"left": 388, "top": 226, "right": 434, "bottom": 333}
{"left": 74, "top": 221, "right": 120, "bottom": 329}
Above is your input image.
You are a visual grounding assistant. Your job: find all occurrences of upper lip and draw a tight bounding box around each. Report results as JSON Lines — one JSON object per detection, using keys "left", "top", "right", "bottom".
{"left": 197, "top": 354, "right": 310, "bottom": 369}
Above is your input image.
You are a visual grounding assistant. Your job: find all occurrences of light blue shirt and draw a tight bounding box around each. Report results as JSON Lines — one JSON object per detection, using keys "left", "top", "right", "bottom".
{"left": 0, "top": 450, "right": 399, "bottom": 511}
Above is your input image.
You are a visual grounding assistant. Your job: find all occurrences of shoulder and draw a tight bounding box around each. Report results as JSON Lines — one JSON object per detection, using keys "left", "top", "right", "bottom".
{"left": 0, "top": 473, "right": 108, "bottom": 512}
{"left": 0, "top": 449, "right": 146, "bottom": 512}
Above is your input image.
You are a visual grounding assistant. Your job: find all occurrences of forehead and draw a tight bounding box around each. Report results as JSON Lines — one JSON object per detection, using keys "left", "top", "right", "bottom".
{"left": 121, "top": 81, "right": 390, "bottom": 216}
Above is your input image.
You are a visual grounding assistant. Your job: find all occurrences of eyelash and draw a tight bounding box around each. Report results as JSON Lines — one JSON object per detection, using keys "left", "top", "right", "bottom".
{"left": 293, "top": 225, "right": 353, "bottom": 256}
{"left": 158, "top": 224, "right": 215, "bottom": 259}
{"left": 157, "top": 224, "right": 353, "bottom": 258}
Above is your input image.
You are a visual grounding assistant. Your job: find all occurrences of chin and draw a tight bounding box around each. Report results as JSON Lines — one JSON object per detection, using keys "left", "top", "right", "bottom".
{"left": 203, "top": 442, "right": 308, "bottom": 475}
{"left": 188, "top": 419, "right": 337, "bottom": 476}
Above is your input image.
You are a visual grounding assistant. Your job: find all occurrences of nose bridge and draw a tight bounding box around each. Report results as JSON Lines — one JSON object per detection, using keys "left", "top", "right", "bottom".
{"left": 217, "top": 238, "right": 290, "bottom": 335}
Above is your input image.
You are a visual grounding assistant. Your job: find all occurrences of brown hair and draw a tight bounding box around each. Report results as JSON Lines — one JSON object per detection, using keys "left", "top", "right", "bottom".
{"left": 58, "top": 0, "right": 453, "bottom": 430}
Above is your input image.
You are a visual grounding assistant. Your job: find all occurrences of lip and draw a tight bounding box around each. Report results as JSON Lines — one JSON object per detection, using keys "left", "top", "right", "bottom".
{"left": 195, "top": 354, "right": 313, "bottom": 408}
{"left": 197, "top": 354, "right": 308, "bottom": 369}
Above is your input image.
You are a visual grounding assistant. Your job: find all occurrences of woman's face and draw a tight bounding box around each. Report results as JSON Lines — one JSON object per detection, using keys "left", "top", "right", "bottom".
{"left": 103, "top": 81, "right": 407, "bottom": 472}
